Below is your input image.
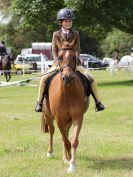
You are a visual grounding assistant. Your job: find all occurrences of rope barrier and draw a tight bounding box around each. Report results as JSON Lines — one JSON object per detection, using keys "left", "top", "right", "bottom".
{"left": 0, "top": 65, "right": 133, "bottom": 87}
{"left": 0, "top": 66, "right": 111, "bottom": 73}
{"left": 0, "top": 70, "right": 56, "bottom": 87}
{"left": 0, "top": 63, "right": 133, "bottom": 73}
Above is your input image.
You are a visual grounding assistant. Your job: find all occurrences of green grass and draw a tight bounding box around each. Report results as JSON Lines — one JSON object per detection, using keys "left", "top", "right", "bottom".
{"left": 0, "top": 70, "right": 133, "bottom": 177}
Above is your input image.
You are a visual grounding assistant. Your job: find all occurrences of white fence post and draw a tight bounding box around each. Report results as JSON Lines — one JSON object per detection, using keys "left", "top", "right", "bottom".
{"left": 22, "top": 59, "right": 25, "bottom": 77}
{"left": 40, "top": 53, "right": 49, "bottom": 74}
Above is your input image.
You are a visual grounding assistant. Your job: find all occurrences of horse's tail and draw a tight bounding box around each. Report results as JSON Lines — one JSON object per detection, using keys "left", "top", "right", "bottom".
{"left": 41, "top": 113, "right": 49, "bottom": 133}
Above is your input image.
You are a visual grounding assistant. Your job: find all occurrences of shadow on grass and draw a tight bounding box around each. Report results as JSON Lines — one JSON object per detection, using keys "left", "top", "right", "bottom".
{"left": 80, "top": 156, "right": 133, "bottom": 170}
{"left": 98, "top": 80, "right": 133, "bottom": 87}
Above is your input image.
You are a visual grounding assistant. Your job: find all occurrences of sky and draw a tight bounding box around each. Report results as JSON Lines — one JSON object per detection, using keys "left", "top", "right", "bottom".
{"left": 0, "top": 12, "right": 10, "bottom": 24}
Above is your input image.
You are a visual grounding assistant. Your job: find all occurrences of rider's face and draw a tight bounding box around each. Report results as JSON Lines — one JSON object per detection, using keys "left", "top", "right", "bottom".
{"left": 61, "top": 19, "right": 73, "bottom": 30}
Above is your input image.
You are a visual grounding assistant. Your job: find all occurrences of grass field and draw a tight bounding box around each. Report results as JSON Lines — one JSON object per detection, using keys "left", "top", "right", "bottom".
{"left": 0, "top": 70, "right": 133, "bottom": 177}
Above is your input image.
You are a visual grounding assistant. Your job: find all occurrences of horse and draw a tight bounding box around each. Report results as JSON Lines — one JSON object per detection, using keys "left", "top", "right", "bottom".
{"left": 120, "top": 55, "right": 133, "bottom": 67}
{"left": 41, "top": 40, "right": 89, "bottom": 172}
{"left": 0, "top": 54, "right": 11, "bottom": 82}
{"left": 102, "top": 57, "right": 114, "bottom": 66}
{"left": 103, "top": 56, "right": 133, "bottom": 75}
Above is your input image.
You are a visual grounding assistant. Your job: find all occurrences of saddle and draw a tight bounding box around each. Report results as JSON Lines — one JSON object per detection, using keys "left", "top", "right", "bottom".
{"left": 44, "top": 70, "right": 91, "bottom": 98}
{"left": 44, "top": 71, "right": 59, "bottom": 98}
{"left": 76, "top": 70, "right": 91, "bottom": 97}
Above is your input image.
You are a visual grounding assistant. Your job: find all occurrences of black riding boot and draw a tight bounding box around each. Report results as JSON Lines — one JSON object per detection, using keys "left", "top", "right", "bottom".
{"left": 95, "top": 101, "right": 105, "bottom": 112}
{"left": 35, "top": 102, "right": 42, "bottom": 112}
{"left": 91, "top": 91, "right": 105, "bottom": 112}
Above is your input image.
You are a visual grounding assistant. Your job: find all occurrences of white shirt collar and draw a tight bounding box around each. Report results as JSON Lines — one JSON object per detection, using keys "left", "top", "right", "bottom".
{"left": 62, "top": 27, "right": 69, "bottom": 34}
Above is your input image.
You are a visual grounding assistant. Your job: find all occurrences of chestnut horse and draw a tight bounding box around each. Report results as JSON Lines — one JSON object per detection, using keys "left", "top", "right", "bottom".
{"left": 41, "top": 40, "right": 89, "bottom": 172}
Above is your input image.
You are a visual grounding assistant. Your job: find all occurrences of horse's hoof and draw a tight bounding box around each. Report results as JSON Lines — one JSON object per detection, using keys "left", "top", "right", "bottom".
{"left": 62, "top": 158, "right": 69, "bottom": 164}
{"left": 46, "top": 152, "right": 54, "bottom": 158}
{"left": 67, "top": 163, "right": 76, "bottom": 173}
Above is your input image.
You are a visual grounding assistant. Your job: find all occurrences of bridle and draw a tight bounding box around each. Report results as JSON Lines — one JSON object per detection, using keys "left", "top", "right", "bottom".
{"left": 58, "top": 48, "right": 77, "bottom": 74}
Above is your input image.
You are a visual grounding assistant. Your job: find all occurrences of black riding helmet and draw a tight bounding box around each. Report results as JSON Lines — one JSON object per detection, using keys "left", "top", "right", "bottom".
{"left": 57, "top": 8, "right": 75, "bottom": 20}
{"left": 1, "top": 41, "right": 5, "bottom": 45}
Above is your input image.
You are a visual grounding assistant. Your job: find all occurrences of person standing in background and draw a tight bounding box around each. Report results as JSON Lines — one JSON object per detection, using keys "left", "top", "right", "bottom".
{"left": 113, "top": 48, "right": 120, "bottom": 65}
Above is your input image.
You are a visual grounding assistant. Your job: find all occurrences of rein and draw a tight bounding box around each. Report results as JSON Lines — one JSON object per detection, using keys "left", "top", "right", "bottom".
{"left": 59, "top": 48, "right": 75, "bottom": 51}
{"left": 59, "top": 64, "right": 75, "bottom": 72}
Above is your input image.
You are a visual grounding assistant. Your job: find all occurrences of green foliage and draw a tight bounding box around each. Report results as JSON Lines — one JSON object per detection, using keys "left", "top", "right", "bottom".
{"left": 0, "top": 0, "right": 133, "bottom": 57}
{"left": 11, "top": 0, "right": 64, "bottom": 33}
{"left": 1, "top": 0, "right": 65, "bottom": 55}
{"left": 67, "top": 0, "right": 133, "bottom": 34}
{"left": 80, "top": 30, "right": 103, "bottom": 56}
{"left": 101, "top": 29, "right": 133, "bottom": 57}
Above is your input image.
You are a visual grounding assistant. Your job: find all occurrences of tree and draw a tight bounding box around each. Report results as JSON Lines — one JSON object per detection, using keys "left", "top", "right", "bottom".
{"left": 0, "top": 0, "right": 65, "bottom": 55}
{"left": 11, "top": 0, "right": 65, "bottom": 40}
{"left": 67, "top": 0, "right": 133, "bottom": 35}
{"left": 101, "top": 28, "right": 133, "bottom": 57}
{"left": 1, "top": 0, "right": 133, "bottom": 57}
{"left": 10, "top": 0, "right": 103, "bottom": 55}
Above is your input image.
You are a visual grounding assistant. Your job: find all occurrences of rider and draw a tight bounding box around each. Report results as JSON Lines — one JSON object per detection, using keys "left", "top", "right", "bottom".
{"left": 0, "top": 41, "right": 7, "bottom": 56}
{"left": 113, "top": 48, "right": 120, "bottom": 65}
{"left": 35, "top": 8, "right": 105, "bottom": 112}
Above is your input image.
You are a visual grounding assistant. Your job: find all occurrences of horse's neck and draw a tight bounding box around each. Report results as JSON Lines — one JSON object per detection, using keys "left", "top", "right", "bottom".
{"left": 60, "top": 77, "right": 81, "bottom": 95}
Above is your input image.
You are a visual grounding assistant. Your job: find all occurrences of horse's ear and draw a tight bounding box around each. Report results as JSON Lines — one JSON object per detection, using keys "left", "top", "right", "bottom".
{"left": 69, "top": 38, "right": 77, "bottom": 48}
{"left": 55, "top": 38, "right": 62, "bottom": 48}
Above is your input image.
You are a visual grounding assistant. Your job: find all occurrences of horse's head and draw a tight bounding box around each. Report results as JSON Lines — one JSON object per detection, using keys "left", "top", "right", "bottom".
{"left": 57, "top": 39, "right": 77, "bottom": 85}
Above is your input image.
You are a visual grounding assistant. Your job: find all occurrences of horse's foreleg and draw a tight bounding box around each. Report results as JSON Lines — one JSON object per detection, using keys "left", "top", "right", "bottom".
{"left": 62, "top": 122, "right": 72, "bottom": 163}
{"left": 8, "top": 72, "right": 11, "bottom": 82}
{"left": 4, "top": 72, "right": 7, "bottom": 81}
{"left": 6, "top": 72, "right": 11, "bottom": 82}
{"left": 67, "top": 117, "right": 83, "bottom": 173}
{"left": 62, "top": 145, "right": 68, "bottom": 163}
{"left": 58, "top": 122, "right": 71, "bottom": 161}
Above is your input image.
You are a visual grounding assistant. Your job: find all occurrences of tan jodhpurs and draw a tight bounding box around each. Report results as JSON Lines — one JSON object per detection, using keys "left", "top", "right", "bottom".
{"left": 37, "top": 65, "right": 100, "bottom": 103}
{"left": 37, "top": 66, "right": 57, "bottom": 102}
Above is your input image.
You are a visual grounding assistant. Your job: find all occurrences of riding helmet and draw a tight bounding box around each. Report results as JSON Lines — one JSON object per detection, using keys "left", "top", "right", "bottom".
{"left": 1, "top": 41, "right": 5, "bottom": 44}
{"left": 57, "top": 8, "right": 75, "bottom": 20}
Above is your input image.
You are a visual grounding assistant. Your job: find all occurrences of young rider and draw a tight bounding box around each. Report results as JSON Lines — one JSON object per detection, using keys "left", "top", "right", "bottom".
{"left": 35, "top": 8, "right": 105, "bottom": 112}
{"left": 0, "top": 41, "right": 7, "bottom": 56}
{"left": 114, "top": 48, "right": 120, "bottom": 65}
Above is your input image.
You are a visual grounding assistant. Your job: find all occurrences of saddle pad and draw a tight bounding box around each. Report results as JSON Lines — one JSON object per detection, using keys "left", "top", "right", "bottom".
{"left": 44, "top": 71, "right": 59, "bottom": 98}
{"left": 44, "top": 70, "right": 91, "bottom": 98}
